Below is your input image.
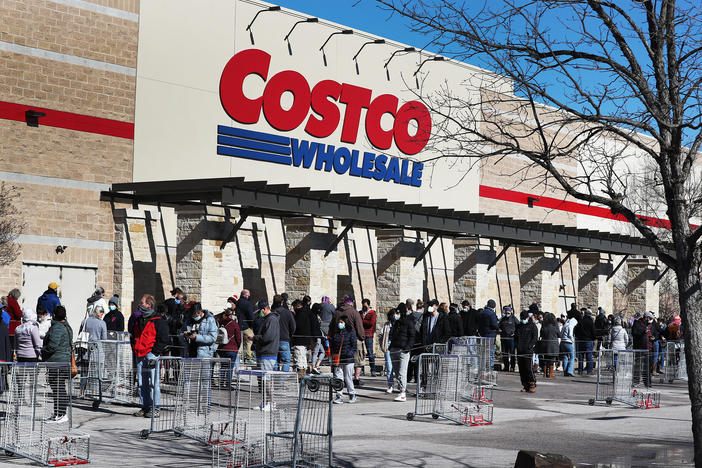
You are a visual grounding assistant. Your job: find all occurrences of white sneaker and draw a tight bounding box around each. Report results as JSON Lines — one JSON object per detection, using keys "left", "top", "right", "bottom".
{"left": 256, "top": 403, "right": 271, "bottom": 412}
{"left": 333, "top": 396, "right": 344, "bottom": 404}
{"left": 394, "top": 393, "right": 406, "bottom": 402}
{"left": 348, "top": 394, "right": 357, "bottom": 404}
{"left": 45, "top": 414, "right": 68, "bottom": 424}
{"left": 386, "top": 386, "right": 393, "bottom": 394}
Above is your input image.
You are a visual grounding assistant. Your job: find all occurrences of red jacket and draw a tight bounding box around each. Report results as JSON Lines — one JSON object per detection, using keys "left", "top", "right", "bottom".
{"left": 219, "top": 317, "right": 242, "bottom": 352}
{"left": 133, "top": 314, "right": 169, "bottom": 358}
{"left": 6, "top": 296, "right": 21, "bottom": 321}
{"left": 361, "top": 309, "right": 376, "bottom": 338}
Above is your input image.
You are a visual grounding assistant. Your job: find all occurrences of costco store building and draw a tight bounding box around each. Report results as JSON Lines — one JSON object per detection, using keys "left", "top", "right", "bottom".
{"left": 0, "top": 0, "right": 665, "bottom": 330}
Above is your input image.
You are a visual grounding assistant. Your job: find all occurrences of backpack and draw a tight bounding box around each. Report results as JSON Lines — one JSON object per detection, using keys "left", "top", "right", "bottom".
{"left": 216, "top": 325, "right": 230, "bottom": 345}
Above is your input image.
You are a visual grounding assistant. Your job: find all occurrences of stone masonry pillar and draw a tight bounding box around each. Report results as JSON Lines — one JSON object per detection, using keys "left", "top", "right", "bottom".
{"left": 519, "top": 246, "right": 561, "bottom": 313}
{"left": 626, "top": 257, "right": 660, "bottom": 315}
{"left": 175, "top": 207, "right": 243, "bottom": 310}
{"left": 453, "top": 238, "right": 498, "bottom": 308}
{"left": 577, "top": 253, "right": 614, "bottom": 312}
{"left": 113, "top": 208, "right": 162, "bottom": 313}
{"left": 284, "top": 217, "right": 339, "bottom": 304}
{"left": 376, "top": 229, "right": 424, "bottom": 314}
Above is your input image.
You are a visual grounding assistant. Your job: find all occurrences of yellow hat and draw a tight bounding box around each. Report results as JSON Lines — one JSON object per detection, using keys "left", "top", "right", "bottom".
{"left": 48, "top": 282, "right": 59, "bottom": 290}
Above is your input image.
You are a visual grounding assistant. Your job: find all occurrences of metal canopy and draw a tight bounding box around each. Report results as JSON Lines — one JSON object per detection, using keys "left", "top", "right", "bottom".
{"left": 103, "top": 177, "right": 666, "bottom": 258}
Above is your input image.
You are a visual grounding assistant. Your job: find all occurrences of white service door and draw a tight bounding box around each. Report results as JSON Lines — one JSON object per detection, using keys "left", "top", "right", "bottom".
{"left": 61, "top": 267, "right": 97, "bottom": 332}
{"left": 21, "top": 264, "right": 61, "bottom": 311}
{"left": 22, "top": 263, "right": 97, "bottom": 332}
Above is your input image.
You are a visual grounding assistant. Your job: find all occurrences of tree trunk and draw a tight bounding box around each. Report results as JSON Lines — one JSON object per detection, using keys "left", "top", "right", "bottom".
{"left": 677, "top": 266, "right": 702, "bottom": 467}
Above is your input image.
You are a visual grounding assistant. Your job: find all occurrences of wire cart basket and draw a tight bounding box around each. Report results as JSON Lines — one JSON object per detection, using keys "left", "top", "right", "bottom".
{"left": 173, "top": 358, "right": 233, "bottom": 445}
{"left": 607, "top": 350, "right": 660, "bottom": 409}
{"left": 139, "top": 356, "right": 184, "bottom": 439}
{"left": 407, "top": 353, "right": 441, "bottom": 421}
{"left": 213, "top": 370, "right": 299, "bottom": 468}
{"left": 588, "top": 349, "right": 615, "bottom": 406}
{"left": 1, "top": 362, "right": 90, "bottom": 466}
{"left": 74, "top": 340, "right": 138, "bottom": 409}
{"left": 662, "top": 341, "right": 687, "bottom": 383}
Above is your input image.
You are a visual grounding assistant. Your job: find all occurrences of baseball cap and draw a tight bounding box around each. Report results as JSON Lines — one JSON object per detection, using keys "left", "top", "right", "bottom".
{"left": 48, "top": 282, "right": 59, "bottom": 290}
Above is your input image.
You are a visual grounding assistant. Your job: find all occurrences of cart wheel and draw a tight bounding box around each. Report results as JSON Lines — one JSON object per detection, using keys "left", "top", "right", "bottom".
{"left": 588, "top": 399, "right": 595, "bottom": 406}
{"left": 306, "top": 379, "right": 320, "bottom": 393}
{"left": 92, "top": 400, "right": 100, "bottom": 409}
{"left": 175, "top": 432, "right": 182, "bottom": 438}
{"left": 331, "top": 378, "right": 345, "bottom": 392}
{"left": 406, "top": 412, "right": 414, "bottom": 421}
{"left": 431, "top": 413, "right": 439, "bottom": 420}
{"left": 605, "top": 398, "right": 613, "bottom": 406}
{"left": 668, "top": 379, "right": 674, "bottom": 384}
{"left": 4, "top": 450, "right": 13, "bottom": 457}
{"left": 139, "top": 430, "right": 149, "bottom": 440}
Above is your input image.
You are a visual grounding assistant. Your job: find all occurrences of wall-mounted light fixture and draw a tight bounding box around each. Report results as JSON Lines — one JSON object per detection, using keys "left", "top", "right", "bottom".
{"left": 319, "top": 29, "right": 353, "bottom": 66}
{"left": 413, "top": 56, "right": 444, "bottom": 88}
{"left": 352, "top": 39, "right": 385, "bottom": 74}
{"left": 383, "top": 47, "right": 416, "bottom": 80}
{"left": 284, "top": 18, "right": 319, "bottom": 55}
{"left": 246, "top": 5, "right": 282, "bottom": 44}
{"left": 55, "top": 245, "right": 67, "bottom": 254}
{"left": 25, "top": 109, "right": 46, "bottom": 127}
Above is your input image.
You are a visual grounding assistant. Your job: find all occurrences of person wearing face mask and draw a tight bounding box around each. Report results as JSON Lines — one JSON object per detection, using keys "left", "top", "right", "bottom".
{"left": 103, "top": 295, "right": 125, "bottom": 332}
{"left": 388, "top": 302, "right": 415, "bottom": 402}
{"left": 162, "top": 287, "right": 186, "bottom": 357}
{"left": 631, "top": 311, "right": 654, "bottom": 387}
{"left": 181, "top": 302, "right": 218, "bottom": 358}
{"left": 380, "top": 309, "right": 396, "bottom": 393}
{"left": 331, "top": 316, "right": 358, "bottom": 404}
{"left": 420, "top": 300, "right": 450, "bottom": 351}
{"left": 132, "top": 295, "right": 169, "bottom": 418}
{"left": 516, "top": 310, "right": 538, "bottom": 393}
{"left": 460, "top": 300, "right": 479, "bottom": 337}
{"left": 499, "top": 306, "right": 518, "bottom": 372}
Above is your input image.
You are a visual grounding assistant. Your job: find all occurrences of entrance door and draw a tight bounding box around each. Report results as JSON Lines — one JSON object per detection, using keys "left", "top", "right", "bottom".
{"left": 22, "top": 263, "right": 97, "bottom": 332}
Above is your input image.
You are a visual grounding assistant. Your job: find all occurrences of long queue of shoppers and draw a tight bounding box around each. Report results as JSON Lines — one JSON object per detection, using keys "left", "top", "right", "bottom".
{"left": 0, "top": 282, "right": 685, "bottom": 418}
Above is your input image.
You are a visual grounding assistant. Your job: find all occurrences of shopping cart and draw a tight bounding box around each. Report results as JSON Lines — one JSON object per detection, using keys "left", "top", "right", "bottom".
{"left": 611, "top": 350, "right": 660, "bottom": 409}
{"left": 406, "top": 353, "right": 441, "bottom": 421}
{"left": 0, "top": 362, "right": 90, "bottom": 466}
{"left": 139, "top": 356, "right": 183, "bottom": 439}
{"left": 588, "top": 349, "right": 615, "bottom": 406}
{"left": 74, "top": 340, "right": 138, "bottom": 409}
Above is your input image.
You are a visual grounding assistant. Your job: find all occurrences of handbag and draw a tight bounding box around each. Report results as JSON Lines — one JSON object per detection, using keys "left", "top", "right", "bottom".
{"left": 62, "top": 322, "right": 79, "bottom": 378}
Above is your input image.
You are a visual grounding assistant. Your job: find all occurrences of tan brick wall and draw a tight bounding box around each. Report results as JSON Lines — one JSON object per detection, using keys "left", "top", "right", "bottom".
{"left": 1, "top": 0, "right": 138, "bottom": 68}
{"left": 0, "top": 51, "right": 135, "bottom": 122}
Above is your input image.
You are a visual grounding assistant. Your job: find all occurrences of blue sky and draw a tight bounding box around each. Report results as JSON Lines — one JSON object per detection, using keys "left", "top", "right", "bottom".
{"left": 270, "top": 0, "right": 440, "bottom": 53}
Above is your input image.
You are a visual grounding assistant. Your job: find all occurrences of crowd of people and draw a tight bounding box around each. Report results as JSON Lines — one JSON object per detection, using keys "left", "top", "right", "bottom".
{"left": 0, "top": 283, "right": 686, "bottom": 419}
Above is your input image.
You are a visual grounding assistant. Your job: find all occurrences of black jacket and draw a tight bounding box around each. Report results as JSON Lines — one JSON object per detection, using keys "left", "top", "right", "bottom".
{"left": 419, "top": 312, "right": 450, "bottom": 347}
{"left": 595, "top": 313, "right": 610, "bottom": 338}
{"left": 254, "top": 311, "right": 280, "bottom": 358}
{"left": 460, "top": 308, "right": 480, "bottom": 336}
{"left": 446, "top": 312, "right": 464, "bottom": 339}
{"left": 631, "top": 318, "right": 651, "bottom": 350}
{"left": 478, "top": 308, "right": 499, "bottom": 338}
{"left": 104, "top": 309, "right": 125, "bottom": 332}
{"left": 275, "top": 306, "right": 296, "bottom": 342}
{"left": 499, "top": 314, "right": 519, "bottom": 337}
{"left": 539, "top": 324, "right": 559, "bottom": 355}
{"left": 163, "top": 297, "right": 186, "bottom": 336}
{"left": 236, "top": 297, "right": 255, "bottom": 330}
{"left": 389, "top": 314, "right": 415, "bottom": 352}
{"left": 516, "top": 321, "right": 538, "bottom": 354}
{"left": 292, "top": 305, "right": 320, "bottom": 347}
{"left": 574, "top": 315, "right": 597, "bottom": 342}
{"left": 0, "top": 320, "right": 11, "bottom": 362}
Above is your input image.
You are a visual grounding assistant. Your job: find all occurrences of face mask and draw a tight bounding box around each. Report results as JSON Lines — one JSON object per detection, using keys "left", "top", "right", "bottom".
{"left": 138, "top": 304, "right": 149, "bottom": 312}
{"left": 109, "top": 305, "right": 116, "bottom": 311}
{"left": 225, "top": 303, "right": 232, "bottom": 310}
{"left": 338, "top": 322, "right": 345, "bottom": 330}
{"left": 406, "top": 311, "right": 412, "bottom": 315}
{"left": 193, "top": 314, "right": 203, "bottom": 322}
{"left": 427, "top": 306, "right": 434, "bottom": 313}
{"left": 393, "top": 314, "right": 400, "bottom": 321}
{"left": 521, "top": 319, "right": 528, "bottom": 324}
{"left": 362, "top": 306, "right": 368, "bottom": 312}
{"left": 174, "top": 299, "right": 181, "bottom": 304}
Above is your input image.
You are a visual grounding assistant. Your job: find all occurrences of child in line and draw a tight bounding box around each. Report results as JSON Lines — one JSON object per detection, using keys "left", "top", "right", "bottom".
{"left": 331, "top": 316, "right": 357, "bottom": 404}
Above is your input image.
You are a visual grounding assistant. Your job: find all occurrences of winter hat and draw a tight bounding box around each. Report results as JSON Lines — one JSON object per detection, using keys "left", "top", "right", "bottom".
{"left": 528, "top": 303, "right": 540, "bottom": 313}
{"left": 673, "top": 315, "right": 682, "bottom": 324}
{"left": 321, "top": 296, "right": 330, "bottom": 303}
{"left": 109, "top": 295, "right": 119, "bottom": 307}
{"left": 644, "top": 311, "right": 655, "bottom": 319}
{"left": 585, "top": 308, "right": 593, "bottom": 316}
{"left": 503, "top": 306, "right": 512, "bottom": 312}
{"left": 487, "top": 299, "right": 496, "bottom": 309}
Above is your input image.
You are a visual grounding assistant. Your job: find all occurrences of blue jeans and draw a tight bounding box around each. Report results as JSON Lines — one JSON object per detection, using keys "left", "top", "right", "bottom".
{"left": 384, "top": 350, "right": 393, "bottom": 386}
{"left": 137, "top": 353, "right": 160, "bottom": 411}
{"left": 577, "top": 341, "right": 594, "bottom": 374}
{"left": 364, "top": 337, "right": 376, "bottom": 371}
{"left": 653, "top": 341, "right": 664, "bottom": 368}
{"left": 278, "top": 341, "right": 291, "bottom": 372}
{"left": 218, "top": 350, "right": 239, "bottom": 383}
{"left": 561, "top": 342, "right": 575, "bottom": 375}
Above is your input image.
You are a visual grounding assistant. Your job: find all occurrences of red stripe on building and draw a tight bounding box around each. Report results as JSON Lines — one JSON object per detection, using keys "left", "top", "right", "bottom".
{"left": 479, "top": 185, "right": 674, "bottom": 229}
{"left": 0, "top": 100, "right": 134, "bottom": 139}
